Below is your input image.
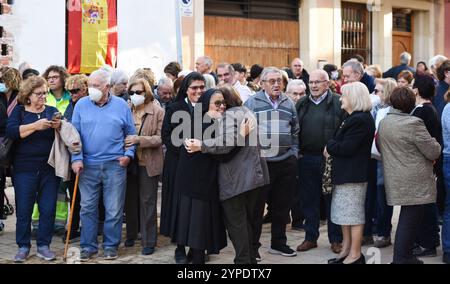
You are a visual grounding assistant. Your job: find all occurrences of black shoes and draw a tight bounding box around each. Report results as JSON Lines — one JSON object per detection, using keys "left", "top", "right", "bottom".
{"left": 413, "top": 246, "right": 437, "bottom": 258}
{"left": 175, "top": 247, "right": 187, "bottom": 264}
{"left": 124, "top": 239, "right": 136, "bottom": 247}
{"left": 328, "top": 254, "right": 365, "bottom": 264}
{"left": 328, "top": 255, "right": 347, "bottom": 264}
{"left": 443, "top": 253, "right": 450, "bottom": 264}
{"left": 347, "top": 254, "right": 366, "bottom": 264}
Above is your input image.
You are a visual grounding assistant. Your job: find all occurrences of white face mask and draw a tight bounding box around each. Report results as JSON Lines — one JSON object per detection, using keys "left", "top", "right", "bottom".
{"left": 88, "top": 87, "right": 103, "bottom": 102}
{"left": 130, "top": 94, "right": 145, "bottom": 107}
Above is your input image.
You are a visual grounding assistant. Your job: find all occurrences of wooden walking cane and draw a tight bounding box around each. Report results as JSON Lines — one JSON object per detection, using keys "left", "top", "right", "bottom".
{"left": 63, "top": 173, "right": 79, "bottom": 262}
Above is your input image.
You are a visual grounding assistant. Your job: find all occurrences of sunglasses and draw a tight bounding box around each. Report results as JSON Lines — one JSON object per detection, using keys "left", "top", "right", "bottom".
{"left": 374, "top": 89, "right": 383, "bottom": 94}
{"left": 213, "top": 100, "right": 226, "bottom": 107}
{"left": 68, "top": 88, "right": 81, "bottom": 94}
{"left": 129, "top": 90, "right": 145, "bottom": 96}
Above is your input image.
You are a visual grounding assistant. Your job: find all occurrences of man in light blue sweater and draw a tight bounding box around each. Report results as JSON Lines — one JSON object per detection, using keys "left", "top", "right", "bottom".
{"left": 71, "top": 69, "right": 136, "bottom": 261}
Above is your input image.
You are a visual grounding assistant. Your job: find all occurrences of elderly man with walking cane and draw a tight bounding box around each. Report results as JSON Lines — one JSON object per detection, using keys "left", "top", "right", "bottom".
{"left": 71, "top": 69, "right": 136, "bottom": 262}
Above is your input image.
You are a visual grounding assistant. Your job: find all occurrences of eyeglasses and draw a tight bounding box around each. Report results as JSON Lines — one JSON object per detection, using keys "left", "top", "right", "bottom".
{"left": 309, "top": 80, "right": 328, "bottom": 85}
{"left": 68, "top": 88, "right": 81, "bottom": 95}
{"left": 213, "top": 100, "right": 226, "bottom": 107}
{"left": 188, "top": 85, "right": 206, "bottom": 91}
{"left": 217, "top": 73, "right": 230, "bottom": 78}
{"left": 47, "top": 75, "right": 60, "bottom": 81}
{"left": 263, "top": 79, "right": 283, "bottom": 86}
{"left": 129, "top": 90, "right": 145, "bottom": 96}
{"left": 374, "top": 89, "right": 383, "bottom": 94}
{"left": 292, "top": 92, "right": 305, "bottom": 97}
{"left": 32, "top": 92, "right": 47, "bottom": 98}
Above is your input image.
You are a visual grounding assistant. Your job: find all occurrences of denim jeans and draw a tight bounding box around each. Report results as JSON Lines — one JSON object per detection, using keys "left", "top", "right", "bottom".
{"left": 14, "top": 165, "right": 60, "bottom": 248}
{"left": 442, "top": 154, "right": 450, "bottom": 253}
{"left": 300, "top": 154, "right": 342, "bottom": 243}
{"left": 79, "top": 161, "right": 127, "bottom": 253}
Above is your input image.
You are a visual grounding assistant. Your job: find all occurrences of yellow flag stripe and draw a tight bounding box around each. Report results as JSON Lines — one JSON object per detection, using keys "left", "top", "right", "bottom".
{"left": 80, "top": 0, "right": 109, "bottom": 74}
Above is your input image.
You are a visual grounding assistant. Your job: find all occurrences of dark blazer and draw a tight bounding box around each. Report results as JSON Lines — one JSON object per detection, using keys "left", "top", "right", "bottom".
{"left": 382, "top": 64, "right": 415, "bottom": 80}
{"left": 326, "top": 111, "right": 375, "bottom": 185}
{"left": 360, "top": 73, "right": 376, "bottom": 94}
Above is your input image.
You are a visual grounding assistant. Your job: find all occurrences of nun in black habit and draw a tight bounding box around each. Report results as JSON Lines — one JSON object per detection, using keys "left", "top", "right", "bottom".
{"left": 172, "top": 88, "right": 228, "bottom": 264}
{"left": 159, "top": 72, "right": 207, "bottom": 263}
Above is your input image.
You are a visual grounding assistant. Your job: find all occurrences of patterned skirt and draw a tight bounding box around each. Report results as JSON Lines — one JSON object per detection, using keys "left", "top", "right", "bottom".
{"left": 331, "top": 182, "right": 368, "bottom": 225}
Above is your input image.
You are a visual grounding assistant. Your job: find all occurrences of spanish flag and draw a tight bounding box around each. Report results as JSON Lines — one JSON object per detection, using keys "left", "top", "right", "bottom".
{"left": 67, "top": 0, "right": 117, "bottom": 74}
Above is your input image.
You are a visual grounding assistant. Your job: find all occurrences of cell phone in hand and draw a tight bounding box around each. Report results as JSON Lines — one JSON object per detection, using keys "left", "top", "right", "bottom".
{"left": 52, "top": 112, "right": 62, "bottom": 121}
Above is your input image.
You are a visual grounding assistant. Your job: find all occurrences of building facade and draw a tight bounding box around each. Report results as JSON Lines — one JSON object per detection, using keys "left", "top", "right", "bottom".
{"left": 183, "top": 0, "right": 450, "bottom": 72}
{"left": 1, "top": 0, "right": 449, "bottom": 76}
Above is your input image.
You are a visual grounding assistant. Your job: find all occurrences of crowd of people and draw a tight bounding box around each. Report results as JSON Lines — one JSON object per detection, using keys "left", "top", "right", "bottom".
{"left": 0, "top": 51, "right": 449, "bottom": 265}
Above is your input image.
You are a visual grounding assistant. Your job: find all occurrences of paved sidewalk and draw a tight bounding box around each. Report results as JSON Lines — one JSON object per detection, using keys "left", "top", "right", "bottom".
{"left": 0, "top": 186, "right": 445, "bottom": 264}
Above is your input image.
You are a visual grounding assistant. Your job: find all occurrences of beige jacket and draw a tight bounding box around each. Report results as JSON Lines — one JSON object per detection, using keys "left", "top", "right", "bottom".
{"left": 48, "top": 120, "right": 82, "bottom": 181}
{"left": 378, "top": 109, "right": 441, "bottom": 206}
{"left": 133, "top": 102, "right": 164, "bottom": 177}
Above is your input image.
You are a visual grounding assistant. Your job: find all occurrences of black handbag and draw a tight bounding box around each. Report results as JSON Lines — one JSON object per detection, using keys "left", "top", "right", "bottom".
{"left": 0, "top": 137, "right": 13, "bottom": 166}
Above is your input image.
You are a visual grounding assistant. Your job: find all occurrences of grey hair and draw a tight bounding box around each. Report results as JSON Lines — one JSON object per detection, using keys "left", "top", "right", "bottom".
{"left": 286, "top": 79, "right": 306, "bottom": 93}
{"left": 400, "top": 52, "right": 412, "bottom": 65}
{"left": 90, "top": 69, "right": 111, "bottom": 85}
{"left": 110, "top": 69, "right": 129, "bottom": 85}
{"left": 260, "top": 67, "right": 283, "bottom": 82}
{"left": 429, "top": 55, "right": 448, "bottom": 69}
{"left": 198, "top": 56, "right": 213, "bottom": 68}
{"left": 203, "top": 74, "right": 216, "bottom": 90}
{"left": 342, "top": 59, "right": 364, "bottom": 76}
{"left": 216, "top": 63, "right": 235, "bottom": 75}
{"left": 157, "top": 77, "right": 174, "bottom": 89}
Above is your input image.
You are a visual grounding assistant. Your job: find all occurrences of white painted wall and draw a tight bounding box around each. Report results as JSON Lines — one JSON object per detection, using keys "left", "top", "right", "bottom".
{"left": 12, "top": 0, "right": 66, "bottom": 73}
{"left": 10, "top": 0, "right": 179, "bottom": 80}
{"left": 117, "top": 0, "right": 179, "bottom": 80}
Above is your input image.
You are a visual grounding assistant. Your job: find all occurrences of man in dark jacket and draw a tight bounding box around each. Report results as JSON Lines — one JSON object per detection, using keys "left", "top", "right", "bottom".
{"left": 295, "top": 70, "right": 344, "bottom": 254}
{"left": 383, "top": 52, "right": 415, "bottom": 80}
{"left": 342, "top": 60, "right": 376, "bottom": 93}
{"left": 289, "top": 58, "right": 310, "bottom": 95}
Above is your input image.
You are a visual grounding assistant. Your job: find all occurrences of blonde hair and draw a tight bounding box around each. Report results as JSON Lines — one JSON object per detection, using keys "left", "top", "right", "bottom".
{"left": 130, "top": 68, "right": 156, "bottom": 88}
{"left": 341, "top": 82, "right": 372, "bottom": 112}
{"left": 380, "top": 78, "right": 397, "bottom": 105}
{"left": 18, "top": 76, "right": 48, "bottom": 105}
{"left": 365, "top": 65, "right": 382, "bottom": 79}
{"left": 0, "top": 67, "right": 21, "bottom": 91}
{"left": 65, "top": 74, "right": 89, "bottom": 92}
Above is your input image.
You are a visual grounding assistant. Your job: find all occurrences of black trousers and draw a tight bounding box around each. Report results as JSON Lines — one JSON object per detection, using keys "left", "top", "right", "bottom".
{"left": 393, "top": 205, "right": 424, "bottom": 264}
{"left": 0, "top": 167, "right": 5, "bottom": 219}
{"left": 125, "top": 167, "right": 159, "bottom": 247}
{"left": 253, "top": 156, "right": 297, "bottom": 251}
{"left": 222, "top": 189, "right": 259, "bottom": 264}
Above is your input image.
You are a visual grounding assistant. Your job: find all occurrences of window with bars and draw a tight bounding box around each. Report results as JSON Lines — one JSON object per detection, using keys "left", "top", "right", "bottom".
{"left": 341, "top": 2, "right": 372, "bottom": 64}
{"left": 205, "top": 0, "right": 299, "bottom": 21}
